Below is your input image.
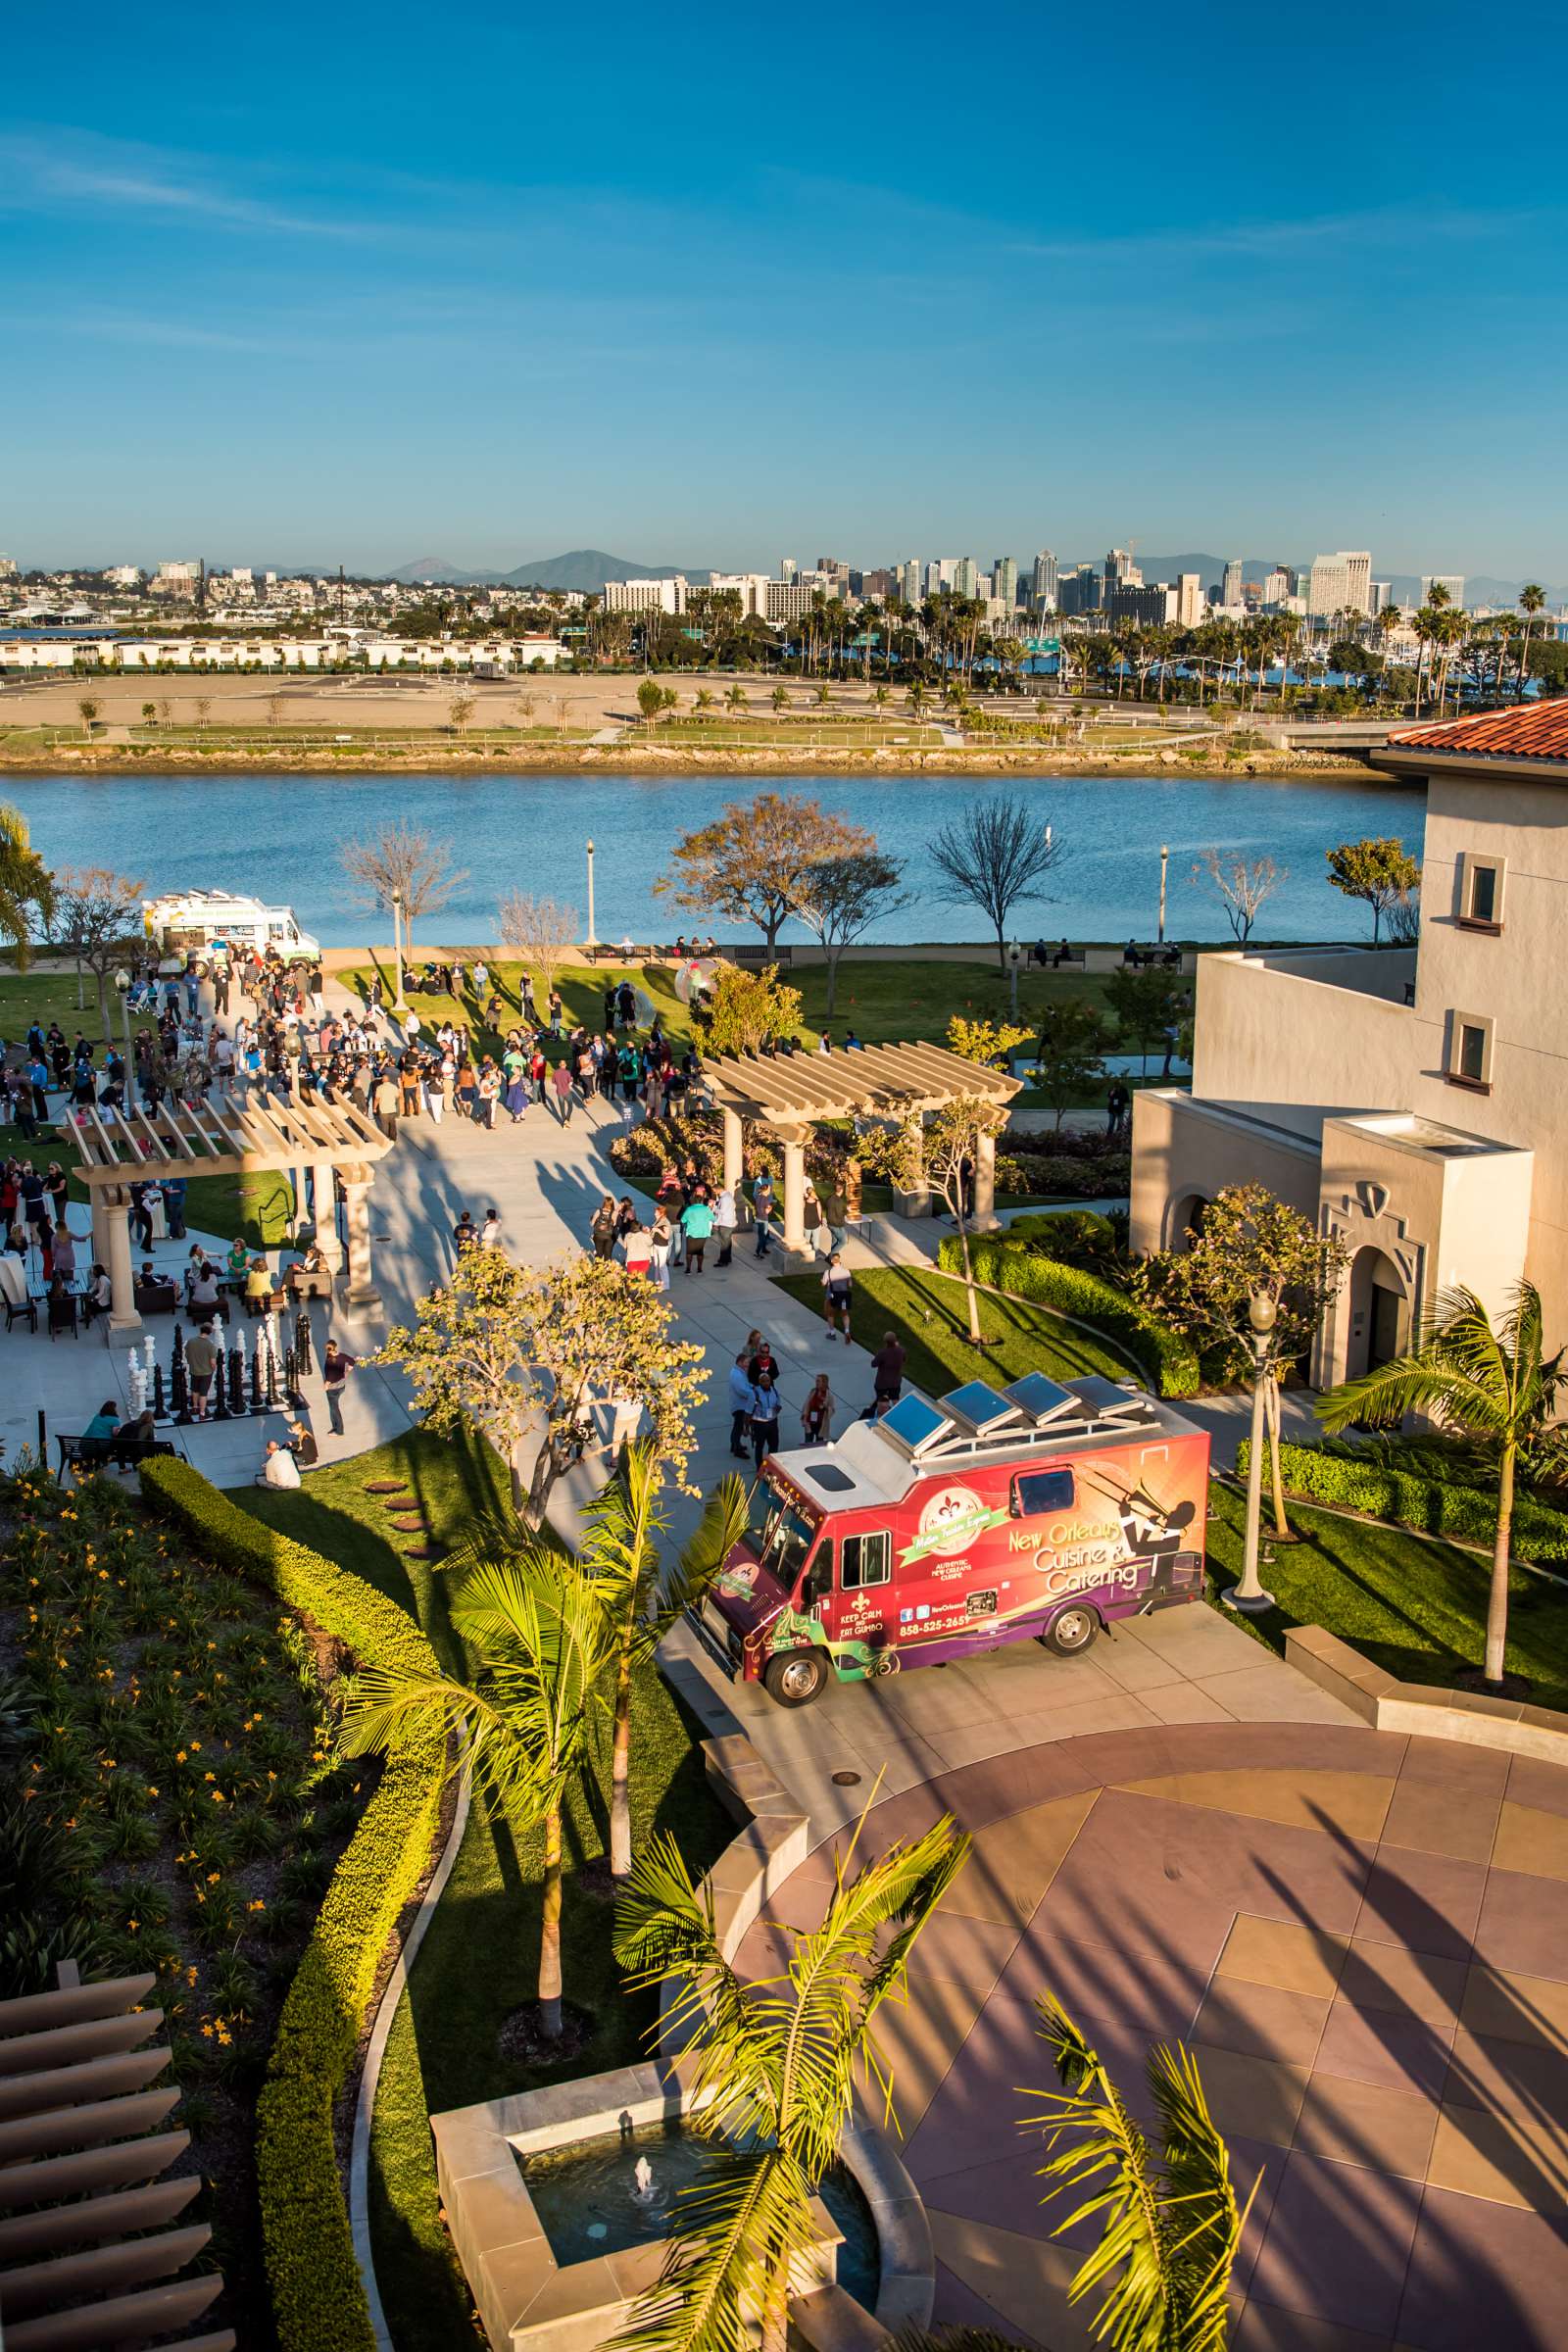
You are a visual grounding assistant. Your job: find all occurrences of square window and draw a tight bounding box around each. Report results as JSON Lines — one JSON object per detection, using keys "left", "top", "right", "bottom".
{"left": 1447, "top": 1010, "right": 1494, "bottom": 1090}
{"left": 841, "top": 1531, "right": 892, "bottom": 1590}
{"left": 1013, "top": 1469, "right": 1076, "bottom": 1517}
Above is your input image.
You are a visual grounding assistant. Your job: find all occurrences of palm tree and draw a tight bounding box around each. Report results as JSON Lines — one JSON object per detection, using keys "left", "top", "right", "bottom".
{"left": 725, "top": 684, "right": 748, "bottom": 711}
{"left": 0, "top": 804, "right": 53, "bottom": 969}
{"left": 1316, "top": 1282, "right": 1568, "bottom": 1688}
{"left": 1516, "top": 583, "right": 1546, "bottom": 701}
{"left": 343, "top": 1538, "right": 615, "bottom": 2038}
{"left": 770, "top": 684, "right": 790, "bottom": 714}
{"left": 1023, "top": 1994, "right": 1255, "bottom": 2352}
{"left": 611, "top": 1805, "right": 970, "bottom": 2352}
{"left": 581, "top": 1442, "right": 748, "bottom": 1881}
{"left": 694, "top": 688, "right": 716, "bottom": 714}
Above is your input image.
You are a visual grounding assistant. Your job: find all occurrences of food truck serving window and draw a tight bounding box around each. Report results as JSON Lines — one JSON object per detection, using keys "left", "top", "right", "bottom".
{"left": 841, "top": 1531, "right": 891, "bottom": 1591}
{"left": 1012, "top": 1469, "right": 1075, "bottom": 1518}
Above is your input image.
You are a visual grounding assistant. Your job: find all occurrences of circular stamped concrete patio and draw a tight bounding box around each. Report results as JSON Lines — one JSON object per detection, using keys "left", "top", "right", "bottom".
{"left": 733, "top": 1719, "right": 1568, "bottom": 2352}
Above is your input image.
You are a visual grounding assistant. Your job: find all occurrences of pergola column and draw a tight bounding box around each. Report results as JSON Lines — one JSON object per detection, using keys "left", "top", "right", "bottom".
{"left": 972, "top": 1127, "right": 1000, "bottom": 1231}
{"left": 310, "top": 1161, "right": 343, "bottom": 1271}
{"left": 102, "top": 1187, "right": 142, "bottom": 1340}
{"left": 780, "top": 1136, "right": 808, "bottom": 1252}
{"left": 340, "top": 1165, "right": 380, "bottom": 1308}
{"left": 89, "top": 1191, "right": 111, "bottom": 1276}
{"left": 722, "top": 1107, "right": 744, "bottom": 1195}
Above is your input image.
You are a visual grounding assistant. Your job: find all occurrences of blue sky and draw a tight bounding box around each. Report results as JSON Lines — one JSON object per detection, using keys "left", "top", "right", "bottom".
{"left": 5, "top": 0, "right": 1564, "bottom": 578}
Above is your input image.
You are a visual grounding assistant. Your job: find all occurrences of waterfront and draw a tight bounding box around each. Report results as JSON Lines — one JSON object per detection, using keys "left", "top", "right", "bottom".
{"left": 6, "top": 765, "right": 1417, "bottom": 948}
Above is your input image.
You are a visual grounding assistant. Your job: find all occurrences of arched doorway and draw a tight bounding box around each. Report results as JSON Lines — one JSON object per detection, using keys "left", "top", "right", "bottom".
{"left": 1346, "top": 1245, "right": 1408, "bottom": 1379}
{"left": 1168, "top": 1193, "right": 1209, "bottom": 1251}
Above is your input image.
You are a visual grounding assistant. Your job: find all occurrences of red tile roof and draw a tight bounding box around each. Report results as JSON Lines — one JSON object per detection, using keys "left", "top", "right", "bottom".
{"left": 1389, "top": 704, "right": 1568, "bottom": 761}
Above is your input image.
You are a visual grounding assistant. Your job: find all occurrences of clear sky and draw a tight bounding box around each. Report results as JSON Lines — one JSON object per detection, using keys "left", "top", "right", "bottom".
{"left": 5, "top": 0, "right": 1564, "bottom": 580}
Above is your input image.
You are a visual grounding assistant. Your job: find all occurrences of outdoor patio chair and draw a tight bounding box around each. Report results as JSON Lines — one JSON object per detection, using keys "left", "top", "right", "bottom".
{"left": 47, "top": 1293, "right": 78, "bottom": 1341}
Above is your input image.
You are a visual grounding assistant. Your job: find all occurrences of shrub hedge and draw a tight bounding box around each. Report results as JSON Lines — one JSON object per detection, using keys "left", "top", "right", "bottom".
{"left": 938, "top": 1236, "right": 1200, "bottom": 1398}
{"left": 1233, "top": 1438, "right": 1568, "bottom": 1563}
{"left": 141, "top": 1458, "right": 448, "bottom": 2352}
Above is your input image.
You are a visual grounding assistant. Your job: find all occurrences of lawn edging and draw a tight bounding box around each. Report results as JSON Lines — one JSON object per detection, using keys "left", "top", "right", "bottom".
{"left": 935, "top": 1235, "right": 1200, "bottom": 1397}
{"left": 140, "top": 1457, "right": 449, "bottom": 2352}
{"left": 1286, "top": 1623, "right": 1568, "bottom": 1760}
{"left": 1235, "top": 1438, "right": 1568, "bottom": 1564}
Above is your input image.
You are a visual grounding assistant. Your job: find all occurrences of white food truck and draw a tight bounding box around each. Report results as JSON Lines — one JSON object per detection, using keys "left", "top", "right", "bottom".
{"left": 144, "top": 890, "right": 320, "bottom": 968}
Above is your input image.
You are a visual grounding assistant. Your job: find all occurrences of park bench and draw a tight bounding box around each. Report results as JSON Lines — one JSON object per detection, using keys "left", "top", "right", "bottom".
{"left": 1030, "top": 943, "right": 1086, "bottom": 970}
{"left": 57, "top": 1434, "right": 182, "bottom": 1483}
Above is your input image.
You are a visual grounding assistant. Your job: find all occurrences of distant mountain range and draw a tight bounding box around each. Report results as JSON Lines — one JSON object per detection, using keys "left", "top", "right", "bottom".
{"left": 385, "top": 549, "right": 710, "bottom": 592}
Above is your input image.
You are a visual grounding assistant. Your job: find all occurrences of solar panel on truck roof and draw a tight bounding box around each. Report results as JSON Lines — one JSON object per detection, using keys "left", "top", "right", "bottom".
{"left": 1003, "top": 1373, "right": 1081, "bottom": 1424}
{"left": 878, "top": 1394, "right": 952, "bottom": 1452}
{"left": 941, "top": 1380, "right": 1019, "bottom": 1433}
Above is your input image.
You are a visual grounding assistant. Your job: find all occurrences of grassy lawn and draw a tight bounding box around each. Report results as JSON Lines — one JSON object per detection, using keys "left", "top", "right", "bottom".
{"left": 339, "top": 954, "right": 1110, "bottom": 1058}
{"left": 1204, "top": 1483, "right": 1568, "bottom": 1713}
{"left": 232, "top": 1430, "right": 733, "bottom": 2351}
{"left": 771, "top": 1261, "right": 1139, "bottom": 1395}
{"left": 0, "top": 966, "right": 122, "bottom": 1051}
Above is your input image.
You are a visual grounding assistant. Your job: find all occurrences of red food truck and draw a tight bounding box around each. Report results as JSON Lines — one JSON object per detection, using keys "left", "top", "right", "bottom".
{"left": 689, "top": 1373, "right": 1210, "bottom": 1707}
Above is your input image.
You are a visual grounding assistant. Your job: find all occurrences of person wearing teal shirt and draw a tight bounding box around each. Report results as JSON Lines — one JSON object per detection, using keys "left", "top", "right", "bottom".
{"left": 679, "top": 1195, "right": 713, "bottom": 1275}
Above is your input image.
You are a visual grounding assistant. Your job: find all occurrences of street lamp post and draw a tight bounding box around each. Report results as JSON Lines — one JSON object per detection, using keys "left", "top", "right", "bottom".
{"left": 1008, "top": 940, "right": 1020, "bottom": 1021}
{"left": 584, "top": 839, "right": 599, "bottom": 949}
{"left": 1158, "top": 843, "right": 1169, "bottom": 945}
{"left": 1224, "top": 1290, "right": 1278, "bottom": 1614}
{"left": 114, "top": 967, "right": 136, "bottom": 1111}
{"left": 390, "top": 889, "right": 407, "bottom": 1013}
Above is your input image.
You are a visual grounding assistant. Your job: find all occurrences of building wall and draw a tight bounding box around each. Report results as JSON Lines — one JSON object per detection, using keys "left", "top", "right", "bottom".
{"left": 1129, "top": 1091, "right": 1320, "bottom": 1254}
{"left": 1188, "top": 949, "right": 1420, "bottom": 1125}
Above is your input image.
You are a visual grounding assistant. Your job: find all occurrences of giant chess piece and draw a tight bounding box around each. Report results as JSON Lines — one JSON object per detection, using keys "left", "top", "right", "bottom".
{"left": 293, "top": 1306, "right": 314, "bottom": 1377}
{"left": 228, "top": 1345, "right": 246, "bottom": 1417}
{"left": 249, "top": 1347, "right": 265, "bottom": 1416}
{"left": 153, "top": 1358, "right": 169, "bottom": 1421}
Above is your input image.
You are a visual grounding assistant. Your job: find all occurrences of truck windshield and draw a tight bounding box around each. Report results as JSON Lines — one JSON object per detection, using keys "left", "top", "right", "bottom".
{"left": 748, "top": 1489, "right": 816, "bottom": 1590}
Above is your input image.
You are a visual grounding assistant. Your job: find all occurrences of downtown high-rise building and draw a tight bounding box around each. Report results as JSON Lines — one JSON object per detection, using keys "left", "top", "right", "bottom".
{"left": 1307, "top": 550, "right": 1373, "bottom": 617}
{"left": 953, "top": 557, "right": 979, "bottom": 598}
{"left": 1104, "top": 547, "right": 1141, "bottom": 596}
{"left": 899, "top": 559, "right": 921, "bottom": 605}
{"left": 1031, "top": 550, "right": 1057, "bottom": 608}
{"left": 1421, "top": 574, "right": 1466, "bottom": 609}
{"left": 1261, "top": 565, "right": 1291, "bottom": 608}
{"left": 1221, "top": 557, "right": 1245, "bottom": 608}
{"left": 993, "top": 557, "right": 1018, "bottom": 608}
{"left": 1175, "top": 572, "right": 1205, "bottom": 627}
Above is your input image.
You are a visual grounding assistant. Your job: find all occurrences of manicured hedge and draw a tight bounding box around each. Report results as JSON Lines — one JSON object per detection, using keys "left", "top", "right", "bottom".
{"left": 1233, "top": 1438, "right": 1568, "bottom": 1564}
{"left": 141, "top": 1458, "right": 448, "bottom": 2352}
{"left": 938, "top": 1236, "right": 1200, "bottom": 1398}
{"left": 1003, "top": 1209, "right": 1119, "bottom": 1262}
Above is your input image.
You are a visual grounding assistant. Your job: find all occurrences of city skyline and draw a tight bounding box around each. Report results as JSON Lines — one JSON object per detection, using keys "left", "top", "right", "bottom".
{"left": 6, "top": 1, "right": 1565, "bottom": 574}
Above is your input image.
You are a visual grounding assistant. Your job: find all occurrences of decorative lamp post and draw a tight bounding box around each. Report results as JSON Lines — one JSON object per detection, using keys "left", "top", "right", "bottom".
{"left": 1224, "top": 1289, "right": 1278, "bottom": 1615}
{"left": 390, "top": 888, "right": 407, "bottom": 1014}
{"left": 114, "top": 966, "right": 137, "bottom": 1110}
{"left": 1008, "top": 940, "right": 1021, "bottom": 1021}
{"left": 584, "top": 839, "right": 599, "bottom": 949}
{"left": 1158, "top": 843, "right": 1169, "bottom": 945}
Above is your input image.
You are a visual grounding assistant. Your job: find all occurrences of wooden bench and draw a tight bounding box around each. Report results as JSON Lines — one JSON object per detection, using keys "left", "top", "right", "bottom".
{"left": 57, "top": 1435, "right": 182, "bottom": 1482}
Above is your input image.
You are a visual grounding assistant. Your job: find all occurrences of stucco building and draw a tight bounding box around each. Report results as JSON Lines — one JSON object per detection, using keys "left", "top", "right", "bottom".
{"left": 1131, "top": 704, "right": 1568, "bottom": 1383}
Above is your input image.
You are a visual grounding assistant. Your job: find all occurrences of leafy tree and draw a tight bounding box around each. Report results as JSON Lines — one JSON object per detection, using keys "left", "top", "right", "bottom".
{"left": 1325, "top": 837, "right": 1421, "bottom": 945}
{"left": 581, "top": 1441, "right": 748, "bottom": 1879}
{"left": 1317, "top": 1283, "right": 1568, "bottom": 1688}
{"left": 1032, "top": 999, "right": 1109, "bottom": 1132}
{"left": 637, "top": 677, "right": 665, "bottom": 729}
{"left": 0, "top": 805, "right": 55, "bottom": 970}
{"left": 499, "top": 891, "right": 580, "bottom": 1002}
{"left": 611, "top": 1804, "right": 970, "bottom": 2352}
{"left": 1023, "top": 1993, "right": 1255, "bottom": 2352}
{"left": 343, "top": 1539, "right": 615, "bottom": 2039}
{"left": 375, "top": 1250, "right": 709, "bottom": 1521}
{"left": 76, "top": 697, "right": 100, "bottom": 738}
{"left": 698, "top": 961, "right": 804, "bottom": 1056}
{"left": 1104, "top": 967, "right": 1191, "bottom": 1077}
{"left": 1136, "top": 1184, "right": 1349, "bottom": 1536}
{"left": 931, "top": 794, "right": 1062, "bottom": 971}
{"left": 923, "top": 1095, "right": 1012, "bottom": 1343}
{"left": 657, "top": 794, "right": 875, "bottom": 956}
{"left": 339, "top": 819, "right": 466, "bottom": 948}
{"left": 792, "top": 851, "right": 911, "bottom": 1015}
{"left": 947, "top": 1013, "right": 1031, "bottom": 1068}
{"left": 1191, "top": 848, "right": 1284, "bottom": 945}
{"left": 140, "top": 701, "right": 157, "bottom": 725}
{"left": 52, "top": 866, "right": 146, "bottom": 1034}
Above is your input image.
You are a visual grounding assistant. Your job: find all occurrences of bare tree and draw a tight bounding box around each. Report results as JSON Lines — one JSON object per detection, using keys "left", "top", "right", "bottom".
{"left": 930, "top": 794, "right": 1062, "bottom": 970}
{"left": 1192, "top": 849, "right": 1285, "bottom": 944}
{"left": 340, "top": 821, "right": 466, "bottom": 948}
{"left": 448, "top": 693, "right": 476, "bottom": 735}
{"left": 499, "top": 891, "right": 580, "bottom": 1000}
{"left": 194, "top": 695, "right": 212, "bottom": 729}
{"left": 53, "top": 866, "right": 146, "bottom": 1037}
{"left": 793, "top": 851, "right": 912, "bottom": 1016}
{"left": 266, "top": 693, "right": 284, "bottom": 726}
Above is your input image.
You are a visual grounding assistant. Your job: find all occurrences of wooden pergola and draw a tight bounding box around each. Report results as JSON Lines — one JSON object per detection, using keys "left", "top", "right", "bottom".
{"left": 70, "top": 1096, "right": 392, "bottom": 1337}
{"left": 700, "top": 1039, "right": 1019, "bottom": 1246}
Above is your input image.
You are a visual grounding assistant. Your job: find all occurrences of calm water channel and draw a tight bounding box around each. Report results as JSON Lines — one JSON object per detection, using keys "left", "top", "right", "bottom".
{"left": 6, "top": 768, "right": 1418, "bottom": 949}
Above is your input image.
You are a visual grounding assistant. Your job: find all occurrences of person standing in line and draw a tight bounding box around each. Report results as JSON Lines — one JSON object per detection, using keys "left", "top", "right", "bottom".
{"left": 749, "top": 1372, "right": 782, "bottom": 1468}
{"left": 551, "top": 1057, "right": 574, "bottom": 1125}
{"left": 803, "top": 1181, "right": 825, "bottom": 1257}
{"left": 618, "top": 1218, "right": 653, "bottom": 1281}
{"left": 477, "top": 1061, "right": 501, "bottom": 1129}
{"left": 680, "top": 1190, "right": 712, "bottom": 1274}
{"left": 321, "top": 1340, "right": 357, "bottom": 1437}
{"left": 821, "top": 1251, "right": 854, "bottom": 1341}
{"left": 870, "top": 1331, "right": 906, "bottom": 1410}
{"left": 713, "top": 1182, "right": 736, "bottom": 1268}
{"left": 649, "top": 1207, "right": 673, "bottom": 1291}
{"left": 372, "top": 1069, "right": 400, "bottom": 1141}
{"left": 752, "top": 1169, "right": 775, "bottom": 1257}
{"left": 547, "top": 987, "right": 564, "bottom": 1037}
{"left": 590, "top": 1196, "right": 618, "bottom": 1258}
{"left": 803, "top": 1372, "right": 835, "bottom": 1446}
{"left": 727, "top": 1350, "right": 754, "bottom": 1458}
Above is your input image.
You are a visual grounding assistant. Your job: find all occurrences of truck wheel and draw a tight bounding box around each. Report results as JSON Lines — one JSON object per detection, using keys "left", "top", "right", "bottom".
{"left": 764, "top": 1650, "right": 829, "bottom": 1708}
{"left": 1042, "top": 1606, "right": 1099, "bottom": 1657}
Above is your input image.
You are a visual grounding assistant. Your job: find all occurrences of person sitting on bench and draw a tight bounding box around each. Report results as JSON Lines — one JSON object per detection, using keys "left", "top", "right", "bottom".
{"left": 81, "top": 1399, "right": 120, "bottom": 1446}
